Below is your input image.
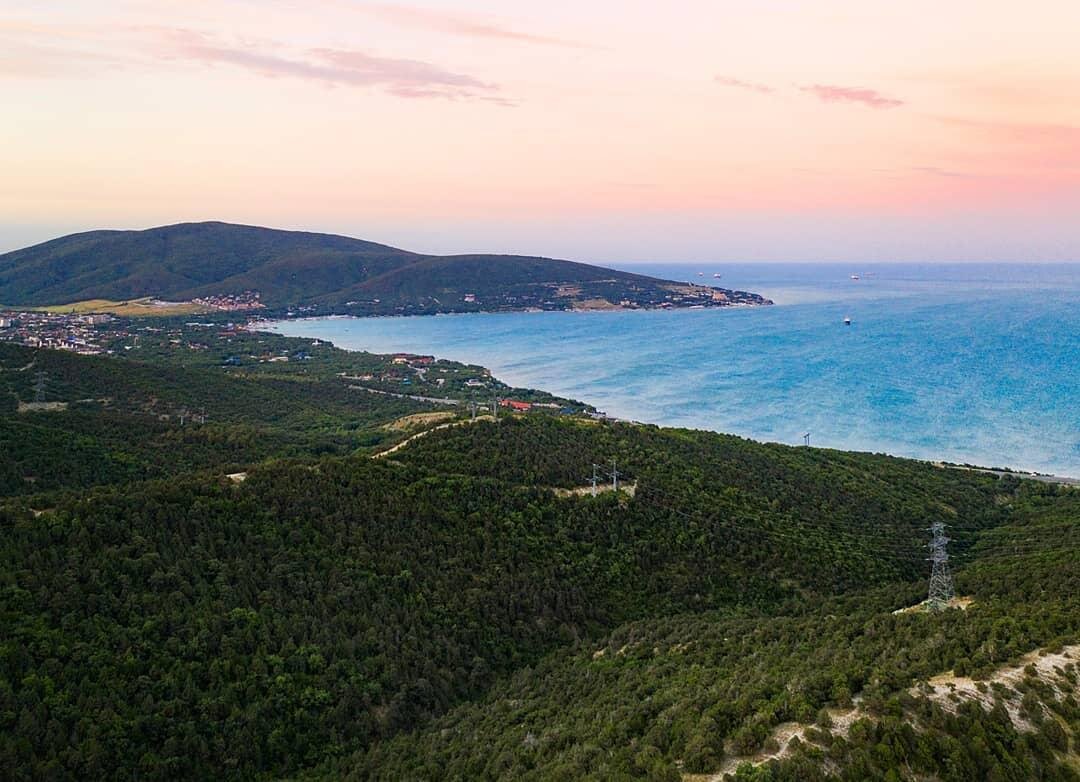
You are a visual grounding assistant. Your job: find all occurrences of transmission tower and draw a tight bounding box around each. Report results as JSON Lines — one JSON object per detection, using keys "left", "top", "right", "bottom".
{"left": 803, "top": 432, "right": 811, "bottom": 446}
{"left": 33, "top": 371, "right": 47, "bottom": 403}
{"left": 469, "top": 397, "right": 478, "bottom": 421}
{"left": 926, "top": 522, "right": 955, "bottom": 610}
{"left": 590, "top": 464, "right": 600, "bottom": 496}
{"left": 492, "top": 394, "right": 499, "bottom": 422}
{"left": 609, "top": 459, "right": 620, "bottom": 492}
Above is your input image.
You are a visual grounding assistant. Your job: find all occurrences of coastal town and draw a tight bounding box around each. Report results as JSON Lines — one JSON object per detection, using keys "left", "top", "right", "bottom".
{"left": 0, "top": 310, "right": 118, "bottom": 355}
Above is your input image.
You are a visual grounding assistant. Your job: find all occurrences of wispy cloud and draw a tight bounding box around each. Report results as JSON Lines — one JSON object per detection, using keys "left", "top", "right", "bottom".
{"left": 934, "top": 116, "right": 1080, "bottom": 170}
{"left": 910, "top": 166, "right": 975, "bottom": 179}
{"left": 0, "top": 20, "right": 135, "bottom": 77}
{"left": 800, "top": 84, "right": 904, "bottom": 109}
{"left": 361, "top": 3, "right": 591, "bottom": 49}
{"left": 714, "top": 76, "right": 774, "bottom": 94}
{"left": 160, "top": 29, "right": 499, "bottom": 100}
{"left": 1, "top": 22, "right": 507, "bottom": 103}
{"left": 715, "top": 75, "right": 904, "bottom": 109}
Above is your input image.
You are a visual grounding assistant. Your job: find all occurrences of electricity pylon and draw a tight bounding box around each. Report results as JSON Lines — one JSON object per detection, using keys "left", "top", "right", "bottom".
{"left": 926, "top": 522, "right": 955, "bottom": 610}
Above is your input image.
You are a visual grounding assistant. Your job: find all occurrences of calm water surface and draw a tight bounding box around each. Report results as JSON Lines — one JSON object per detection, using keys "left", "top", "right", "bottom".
{"left": 267, "top": 263, "right": 1080, "bottom": 476}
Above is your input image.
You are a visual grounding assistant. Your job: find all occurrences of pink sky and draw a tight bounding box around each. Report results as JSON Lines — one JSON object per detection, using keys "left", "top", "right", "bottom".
{"left": 2, "top": 1, "right": 1079, "bottom": 261}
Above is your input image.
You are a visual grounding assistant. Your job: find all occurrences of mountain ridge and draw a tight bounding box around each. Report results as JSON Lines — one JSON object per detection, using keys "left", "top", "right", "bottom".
{"left": 0, "top": 221, "right": 772, "bottom": 312}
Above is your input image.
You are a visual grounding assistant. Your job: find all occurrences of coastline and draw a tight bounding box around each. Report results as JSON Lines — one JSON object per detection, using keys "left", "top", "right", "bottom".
{"left": 256, "top": 312, "right": 1080, "bottom": 486}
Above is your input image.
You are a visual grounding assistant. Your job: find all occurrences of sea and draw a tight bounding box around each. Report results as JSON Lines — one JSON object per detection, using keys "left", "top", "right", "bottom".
{"left": 266, "top": 263, "right": 1080, "bottom": 477}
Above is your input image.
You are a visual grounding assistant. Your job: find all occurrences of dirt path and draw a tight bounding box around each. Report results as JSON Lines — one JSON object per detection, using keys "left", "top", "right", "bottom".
{"left": 343, "top": 380, "right": 462, "bottom": 406}
{"left": 551, "top": 481, "right": 637, "bottom": 498}
{"left": 932, "top": 461, "right": 1080, "bottom": 486}
{"left": 371, "top": 416, "right": 488, "bottom": 460}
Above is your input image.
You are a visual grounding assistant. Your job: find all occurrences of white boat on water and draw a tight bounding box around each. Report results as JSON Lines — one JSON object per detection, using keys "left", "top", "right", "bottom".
{"left": 713, "top": 273, "right": 722, "bottom": 279}
{"left": 844, "top": 316, "right": 852, "bottom": 325}
{"left": 850, "top": 274, "right": 860, "bottom": 280}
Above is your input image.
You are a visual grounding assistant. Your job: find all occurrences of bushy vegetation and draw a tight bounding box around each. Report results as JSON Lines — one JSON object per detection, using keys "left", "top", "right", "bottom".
{"left": 347, "top": 489, "right": 1080, "bottom": 781}
{"left": 0, "top": 341, "right": 422, "bottom": 496}
{"left": 1, "top": 343, "right": 1077, "bottom": 781}
{"left": 0, "top": 334, "right": 580, "bottom": 498}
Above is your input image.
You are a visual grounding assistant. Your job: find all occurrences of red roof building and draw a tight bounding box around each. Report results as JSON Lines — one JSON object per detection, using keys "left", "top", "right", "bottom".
{"left": 499, "top": 399, "right": 533, "bottom": 412}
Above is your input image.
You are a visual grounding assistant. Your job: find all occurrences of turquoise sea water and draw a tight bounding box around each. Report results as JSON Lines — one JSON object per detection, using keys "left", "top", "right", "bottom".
{"left": 267, "top": 263, "right": 1080, "bottom": 477}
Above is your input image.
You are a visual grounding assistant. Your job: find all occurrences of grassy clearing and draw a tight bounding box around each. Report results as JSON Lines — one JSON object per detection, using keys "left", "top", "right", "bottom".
{"left": 31, "top": 298, "right": 212, "bottom": 317}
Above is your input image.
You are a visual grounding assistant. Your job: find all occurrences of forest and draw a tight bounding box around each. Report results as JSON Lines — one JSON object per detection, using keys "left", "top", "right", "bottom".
{"left": 1, "top": 335, "right": 1078, "bottom": 780}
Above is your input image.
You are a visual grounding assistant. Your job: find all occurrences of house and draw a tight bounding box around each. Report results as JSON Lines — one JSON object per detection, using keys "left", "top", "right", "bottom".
{"left": 390, "top": 353, "right": 435, "bottom": 366}
{"left": 499, "top": 399, "right": 532, "bottom": 412}
{"left": 463, "top": 293, "right": 477, "bottom": 303}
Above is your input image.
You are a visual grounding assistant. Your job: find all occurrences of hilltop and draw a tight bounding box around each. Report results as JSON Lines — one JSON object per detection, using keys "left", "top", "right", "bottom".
{"left": 0, "top": 222, "right": 771, "bottom": 314}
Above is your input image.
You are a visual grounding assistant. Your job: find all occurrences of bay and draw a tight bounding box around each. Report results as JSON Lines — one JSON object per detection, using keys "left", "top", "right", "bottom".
{"left": 266, "top": 263, "right": 1080, "bottom": 477}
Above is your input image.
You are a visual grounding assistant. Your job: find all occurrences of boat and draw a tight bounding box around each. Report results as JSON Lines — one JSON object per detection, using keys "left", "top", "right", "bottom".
{"left": 850, "top": 274, "right": 860, "bottom": 280}
{"left": 697, "top": 272, "right": 704, "bottom": 277}
{"left": 844, "top": 316, "right": 852, "bottom": 325}
{"left": 713, "top": 273, "right": 722, "bottom": 279}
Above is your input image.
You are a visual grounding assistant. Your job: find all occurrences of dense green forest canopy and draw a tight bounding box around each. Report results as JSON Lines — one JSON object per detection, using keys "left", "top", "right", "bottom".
{"left": 0, "top": 329, "right": 577, "bottom": 499}
{"left": 0, "top": 222, "right": 767, "bottom": 312}
{"left": 1, "top": 335, "right": 1078, "bottom": 781}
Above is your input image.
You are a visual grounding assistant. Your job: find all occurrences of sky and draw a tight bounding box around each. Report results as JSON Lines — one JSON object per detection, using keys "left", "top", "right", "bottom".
{"left": 3, "top": 1, "right": 1080, "bottom": 262}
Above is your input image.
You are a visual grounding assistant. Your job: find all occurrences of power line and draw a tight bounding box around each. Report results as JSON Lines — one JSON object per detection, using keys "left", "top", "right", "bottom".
{"left": 634, "top": 482, "right": 1060, "bottom": 562}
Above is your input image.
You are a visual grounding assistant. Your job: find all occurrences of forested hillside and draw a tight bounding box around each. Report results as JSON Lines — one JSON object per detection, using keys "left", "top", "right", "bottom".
{"left": 1, "top": 337, "right": 1077, "bottom": 781}
{"left": 0, "top": 222, "right": 770, "bottom": 312}
{"left": 0, "top": 329, "right": 576, "bottom": 498}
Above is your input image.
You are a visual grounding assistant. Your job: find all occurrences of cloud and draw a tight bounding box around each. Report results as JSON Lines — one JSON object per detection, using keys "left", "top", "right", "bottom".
{"left": 0, "top": 22, "right": 506, "bottom": 102}
{"left": 714, "top": 76, "right": 774, "bottom": 94}
{"left": 158, "top": 29, "right": 504, "bottom": 101}
{"left": 910, "top": 166, "right": 975, "bottom": 179}
{"left": 0, "top": 40, "right": 126, "bottom": 78}
{"left": 714, "top": 76, "right": 903, "bottom": 109}
{"left": 361, "top": 3, "right": 592, "bottom": 49}
{"left": 0, "top": 21, "right": 137, "bottom": 77}
{"left": 800, "top": 84, "right": 904, "bottom": 109}
{"left": 934, "top": 116, "right": 1080, "bottom": 170}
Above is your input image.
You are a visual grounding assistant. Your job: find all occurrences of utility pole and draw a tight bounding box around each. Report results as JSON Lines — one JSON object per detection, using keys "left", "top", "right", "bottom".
{"left": 926, "top": 522, "right": 955, "bottom": 610}
{"left": 33, "top": 371, "right": 46, "bottom": 403}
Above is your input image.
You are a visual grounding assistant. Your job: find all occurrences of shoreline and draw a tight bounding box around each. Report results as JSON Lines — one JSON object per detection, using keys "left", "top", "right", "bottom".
{"left": 255, "top": 317, "right": 1080, "bottom": 487}
{"left": 252, "top": 298, "right": 774, "bottom": 325}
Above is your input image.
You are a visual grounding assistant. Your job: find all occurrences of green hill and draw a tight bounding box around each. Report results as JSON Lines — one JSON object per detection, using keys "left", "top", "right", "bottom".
{"left": 0, "top": 337, "right": 1076, "bottom": 781}
{"left": 0, "top": 222, "right": 771, "bottom": 312}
